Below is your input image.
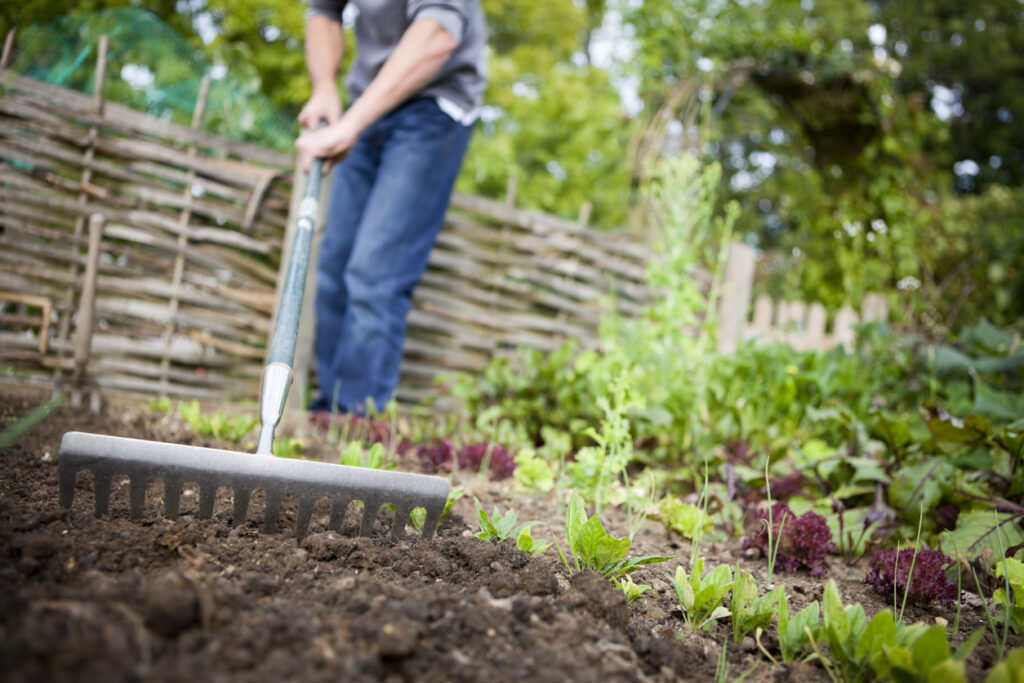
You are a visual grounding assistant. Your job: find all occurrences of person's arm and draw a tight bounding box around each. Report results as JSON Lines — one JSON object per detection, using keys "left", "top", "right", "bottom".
{"left": 295, "top": 18, "right": 458, "bottom": 172}
{"left": 297, "top": 12, "right": 346, "bottom": 130}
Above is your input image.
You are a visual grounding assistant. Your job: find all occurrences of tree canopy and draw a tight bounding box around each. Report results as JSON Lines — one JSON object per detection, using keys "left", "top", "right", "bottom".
{"left": 3, "top": 0, "right": 1021, "bottom": 329}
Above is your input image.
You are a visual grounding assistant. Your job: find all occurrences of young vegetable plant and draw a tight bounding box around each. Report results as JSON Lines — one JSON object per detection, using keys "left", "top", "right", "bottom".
{"left": 775, "top": 594, "right": 820, "bottom": 666}
{"left": 730, "top": 568, "right": 785, "bottom": 643}
{"left": 474, "top": 497, "right": 544, "bottom": 544}
{"left": 993, "top": 557, "right": 1024, "bottom": 635}
{"left": 409, "top": 487, "right": 463, "bottom": 531}
{"left": 669, "top": 558, "right": 733, "bottom": 630}
{"left": 556, "top": 492, "right": 671, "bottom": 580}
{"left": 614, "top": 575, "right": 651, "bottom": 604}
{"left": 819, "top": 579, "right": 975, "bottom": 683}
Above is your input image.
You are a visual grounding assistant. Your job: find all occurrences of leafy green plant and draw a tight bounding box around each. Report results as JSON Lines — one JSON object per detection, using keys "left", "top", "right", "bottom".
{"left": 985, "top": 646, "right": 1024, "bottom": 683}
{"left": 409, "top": 487, "right": 463, "bottom": 531}
{"left": 555, "top": 492, "right": 671, "bottom": 580}
{"left": 657, "top": 496, "right": 713, "bottom": 542}
{"left": 272, "top": 436, "right": 304, "bottom": 459}
{"left": 776, "top": 594, "right": 820, "bottom": 666}
{"left": 339, "top": 441, "right": 390, "bottom": 469}
{"left": 177, "top": 400, "right": 257, "bottom": 444}
{"left": 994, "top": 557, "right": 1024, "bottom": 635}
{"left": 730, "top": 568, "right": 785, "bottom": 643}
{"left": 614, "top": 575, "right": 651, "bottom": 604}
{"left": 515, "top": 525, "right": 552, "bottom": 557}
{"left": 817, "top": 579, "right": 973, "bottom": 683}
{"left": 512, "top": 447, "right": 556, "bottom": 494}
{"left": 669, "top": 559, "right": 733, "bottom": 630}
{"left": 474, "top": 497, "right": 543, "bottom": 543}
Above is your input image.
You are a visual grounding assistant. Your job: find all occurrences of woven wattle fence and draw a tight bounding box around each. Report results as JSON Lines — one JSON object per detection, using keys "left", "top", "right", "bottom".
{"left": 0, "top": 43, "right": 661, "bottom": 407}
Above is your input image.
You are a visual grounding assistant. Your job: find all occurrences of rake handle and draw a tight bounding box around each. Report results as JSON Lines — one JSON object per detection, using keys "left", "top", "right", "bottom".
{"left": 257, "top": 156, "right": 325, "bottom": 455}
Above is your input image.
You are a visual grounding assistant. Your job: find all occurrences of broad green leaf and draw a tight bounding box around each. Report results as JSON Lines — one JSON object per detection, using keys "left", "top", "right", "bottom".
{"left": 565, "top": 493, "right": 587, "bottom": 551}
{"left": 875, "top": 414, "right": 913, "bottom": 458}
{"left": 926, "top": 411, "right": 993, "bottom": 444}
{"left": 856, "top": 609, "right": 897, "bottom": 663}
{"left": 995, "top": 557, "right": 1024, "bottom": 608}
{"left": 926, "top": 658, "right": 966, "bottom": 683}
{"left": 941, "top": 510, "right": 1024, "bottom": 565}
{"left": 974, "top": 376, "right": 1024, "bottom": 422}
{"left": 780, "top": 601, "right": 819, "bottom": 665}
{"left": 912, "top": 625, "right": 953, "bottom": 673}
{"left": 983, "top": 646, "right": 1024, "bottom": 683}
{"left": 823, "top": 579, "right": 847, "bottom": 644}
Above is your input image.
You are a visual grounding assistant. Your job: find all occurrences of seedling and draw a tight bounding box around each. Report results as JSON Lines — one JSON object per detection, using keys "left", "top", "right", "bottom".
{"left": 614, "top": 575, "right": 651, "bottom": 604}
{"left": 409, "top": 487, "right": 463, "bottom": 531}
{"left": 993, "top": 557, "right": 1024, "bottom": 635}
{"left": 474, "top": 497, "right": 543, "bottom": 543}
{"left": 515, "top": 525, "right": 552, "bottom": 556}
{"left": 555, "top": 492, "right": 671, "bottom": 580}
{"left": 730, "top": 567, "right": 785, "bottom": 643}
{"left": 669, "top": 558, "right": 733, "bottom": 630}
{"left": 775, "top": 594, "right": 820, "bottom": 666}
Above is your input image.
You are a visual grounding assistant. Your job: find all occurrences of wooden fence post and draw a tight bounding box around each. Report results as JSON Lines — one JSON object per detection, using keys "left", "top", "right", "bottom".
{"left": 716, "top": 242, "right": 758, "bottom": 353}
{"left": 69, "top": 213, "right": 105, "bottom": 411}
{"left": 56, "top": 35, "right": 108, "bottom": 361}
{"left": 159, "top": 75, "right": 211, "bottom": 392}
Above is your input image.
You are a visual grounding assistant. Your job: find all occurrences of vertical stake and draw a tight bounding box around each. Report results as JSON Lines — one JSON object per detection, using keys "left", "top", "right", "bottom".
{"left": 55, "top": 35, "right": 109, "bottom": 376}
{"left": 1, "top": 27, "right": 16, "bottom": 70}
{"left": 158, "top": 75, "right": 211, "bottom": 393}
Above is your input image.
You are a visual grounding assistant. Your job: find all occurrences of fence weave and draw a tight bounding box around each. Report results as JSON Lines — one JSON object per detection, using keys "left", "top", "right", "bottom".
{"left": 1, "top": 71, "right": 658, "bottom": 405}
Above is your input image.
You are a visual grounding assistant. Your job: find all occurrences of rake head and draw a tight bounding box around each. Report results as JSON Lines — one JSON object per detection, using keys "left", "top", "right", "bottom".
{"left": 58, "top": 432, "right": 450, "bottom": 541}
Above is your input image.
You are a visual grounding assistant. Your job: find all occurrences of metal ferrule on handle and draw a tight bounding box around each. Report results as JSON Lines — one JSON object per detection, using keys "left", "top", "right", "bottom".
{"left": 257, "top": 160, "right": 325, "bottom": 455}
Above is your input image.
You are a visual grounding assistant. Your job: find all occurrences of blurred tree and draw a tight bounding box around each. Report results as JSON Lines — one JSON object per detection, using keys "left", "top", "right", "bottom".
{"left": 876, "top": 0, "right": 1024, "bottom": 193}
{"left": 457, "top": 0, "right": 632, "bottom": 227}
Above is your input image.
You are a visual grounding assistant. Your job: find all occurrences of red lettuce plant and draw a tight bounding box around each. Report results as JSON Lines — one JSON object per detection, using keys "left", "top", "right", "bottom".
{"left": 417, "top": 440, "right": 516, "bottom": 481}
{"left": 743, "top": 502, "right": 836, "bottom": 577}
{"left": 865, "top": 547, "right": 960, "bottom": 606}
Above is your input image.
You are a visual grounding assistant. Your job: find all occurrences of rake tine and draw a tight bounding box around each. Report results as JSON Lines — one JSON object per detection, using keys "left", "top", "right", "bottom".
{"left": 360, "top": 498, "right": 383, "bottom": 537}
{"left": 129, "top": 476, "right": 146, "bottom": 520}
{"left": 198, "top": 481, "right": 217, "bottom": 519}
{"left": 295, "top": 497, "right": 315, "bottom": 539}
{"left": 420, "top": 502, "right": 443, "bottom": 541}
{"left": 328, "top": 497, "right": 351, "bottom": 532}
{"left": 391, "top": 503, "right": 412, "bottom": 542}
{"left": 263, "top": 489, "right": 283, "bottom": 533}
{"left": 163, "top": 477, "right": 182, "bottom": 518}
{"left": 93, "top": 470, "right": 112, "bottom": 517}
{"left": 231, "top": 488, "right": 251, "bottom": 525}
{"left": 58, "top": 465, "right": 77, "bottom": 510}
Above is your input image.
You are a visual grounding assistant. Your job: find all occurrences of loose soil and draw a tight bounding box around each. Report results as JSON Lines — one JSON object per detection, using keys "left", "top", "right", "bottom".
{"left": 0, "top": 381, "right": 1013, "bottom": 682}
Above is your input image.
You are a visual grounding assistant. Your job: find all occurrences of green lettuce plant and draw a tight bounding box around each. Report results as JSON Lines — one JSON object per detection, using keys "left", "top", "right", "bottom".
{"left": 730, "top": 568, "right": 785, "bottom": 643}
{"left": 555, "top": 492, "right": 671, "bottom": 580}
{"left": 669, "top": 559, "right": 733, "bottom": 630}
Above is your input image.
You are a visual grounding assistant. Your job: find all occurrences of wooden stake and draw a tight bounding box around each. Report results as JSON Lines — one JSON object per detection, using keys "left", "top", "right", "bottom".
{"left": 1, "top": 27, "right": 16, "bottom": 70}
{"left": 159, "top": 75, "right": 211, "bottom": 391}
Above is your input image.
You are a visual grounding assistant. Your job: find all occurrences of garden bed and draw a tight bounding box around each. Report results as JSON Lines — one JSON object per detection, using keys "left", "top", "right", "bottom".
{"left": 0, "top": 382, "right": 1011, "bottom": 682}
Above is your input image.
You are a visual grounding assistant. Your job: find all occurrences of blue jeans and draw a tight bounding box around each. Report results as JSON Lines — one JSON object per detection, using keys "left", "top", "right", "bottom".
{"left": 311, "top": 98, "right": 474, "bottom": 413}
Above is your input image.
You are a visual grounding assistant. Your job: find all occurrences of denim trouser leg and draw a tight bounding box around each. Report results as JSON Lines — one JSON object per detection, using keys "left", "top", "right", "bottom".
{"left": 312, "top": 98, "right": 473, "bottom": 412}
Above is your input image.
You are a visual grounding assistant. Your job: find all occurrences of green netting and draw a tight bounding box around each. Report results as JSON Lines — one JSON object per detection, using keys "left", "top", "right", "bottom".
{"left": 10, "top": 7, "right": 297, "bottom": 151}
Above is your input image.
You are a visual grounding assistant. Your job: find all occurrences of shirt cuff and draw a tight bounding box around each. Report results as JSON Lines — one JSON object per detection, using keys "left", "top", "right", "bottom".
{"left": 307, "top": 1, "right": 345, "bottom": 23}
{"left": 411, "top": 7, "right": 465, "bottom": 44}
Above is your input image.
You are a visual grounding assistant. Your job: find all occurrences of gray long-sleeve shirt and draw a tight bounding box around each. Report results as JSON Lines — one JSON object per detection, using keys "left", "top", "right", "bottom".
{"left": 308, "top": 0, "right": 487, "bottom": 123}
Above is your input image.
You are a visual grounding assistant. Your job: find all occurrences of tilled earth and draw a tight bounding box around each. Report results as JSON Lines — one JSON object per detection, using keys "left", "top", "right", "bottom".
{"left": 0, "top": 382, "right": 1011, "bottom": 682}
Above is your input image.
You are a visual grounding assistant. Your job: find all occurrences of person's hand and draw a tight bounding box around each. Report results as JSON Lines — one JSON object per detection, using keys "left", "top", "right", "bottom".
{"left": 295, "top": 118, "right": 361, "bottom": 173}
{"left": 297, "top": 85, "right": 342, "bottom": 131}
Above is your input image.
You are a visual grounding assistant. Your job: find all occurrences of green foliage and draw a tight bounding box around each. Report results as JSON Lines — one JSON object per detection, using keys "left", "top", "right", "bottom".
{"left": 994, "top": 558, "right": 1024, "bottom": 635}
{"left": 614, "top": 575, "right": 651, "bottom": 604}
{"left": 177, "top": 400, "right": 257, "bottom": 445}
{"left": 730, "top": 568, "right": 785, "bottom": 643}
{"left": 985, "top": 647, "right": 1024, "bottom": 683}
{"left": 272, "top": 436, "right": 304, "bottom": 459}
{"left": 776, "top": 596, "right": 820, "bottom": 665}
{"left": 409, "top": 487, "right": 463, "bottom": 531}
{"left": 556, "top": 492, "right": 671, "bottom": 581}
{"left": 512, "top": 448, "right": 556, "bottom": 495}
{"left": 515, "top": 526, "right": 552, "bottom": 557}
{"left": 657, "top": 497, "right": 713, "bottom": 542}
{"left": 338, "top": 441, "right": 390, "bottom": 470}
{"left": 669, "top": 559, "right": 733, "bottom": 630}
{"left": 474, "top": 497, "right": 542, "bottom": 544}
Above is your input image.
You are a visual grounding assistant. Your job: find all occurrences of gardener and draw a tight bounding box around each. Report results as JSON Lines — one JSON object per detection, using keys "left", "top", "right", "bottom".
{"left": 295, "top": 0, "right": 486, "bottom": 414}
